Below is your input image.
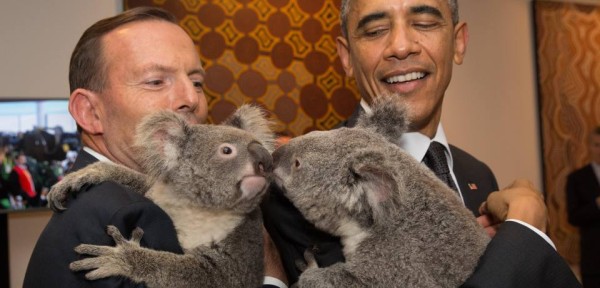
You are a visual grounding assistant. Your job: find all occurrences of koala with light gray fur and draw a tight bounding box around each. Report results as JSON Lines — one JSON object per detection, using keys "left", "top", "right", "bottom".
{"left": 272, "top": 96, "right": 490, "bottom": 288}
{"left": 48, "top": 105, "right": 274, "bottom": 288}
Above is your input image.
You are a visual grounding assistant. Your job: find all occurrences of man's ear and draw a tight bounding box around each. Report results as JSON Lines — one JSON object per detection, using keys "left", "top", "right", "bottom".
{"left": 68, "top": 88, "right": 103, "bottom": 134}
{"left": 453, "top": 22, "right": 469, "bottom": 65}
{"left": 336, "top": 35, "right": 354, "bottom": 77}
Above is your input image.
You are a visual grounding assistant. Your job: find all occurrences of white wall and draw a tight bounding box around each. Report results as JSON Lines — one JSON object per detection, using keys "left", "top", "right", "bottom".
{"left": 444, "top": 0, "right": 542, "bottom": 189}
{"left": 1, "top": 2, "right": 121, "bottom": 287}
{"left": 0, "top": 0, "right": 121, "bottom": 99}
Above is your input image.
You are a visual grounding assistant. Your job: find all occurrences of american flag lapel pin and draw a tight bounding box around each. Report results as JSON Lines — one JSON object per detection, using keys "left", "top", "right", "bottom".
{"left": 468, "top": 182, "right": 478, "bottom": 190}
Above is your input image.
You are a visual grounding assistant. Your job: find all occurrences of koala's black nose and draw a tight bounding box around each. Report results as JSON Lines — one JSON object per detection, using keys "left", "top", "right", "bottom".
{"left": 248, "top": 141, "right": 273, "bottom": 174}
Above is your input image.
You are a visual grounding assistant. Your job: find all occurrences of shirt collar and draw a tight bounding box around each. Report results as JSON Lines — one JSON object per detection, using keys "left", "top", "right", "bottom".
{"left": 591, "top": 162, "right": 600, "bottom": 182}
{"left": 83, "top": 146, "right": 113, "bottom": 163}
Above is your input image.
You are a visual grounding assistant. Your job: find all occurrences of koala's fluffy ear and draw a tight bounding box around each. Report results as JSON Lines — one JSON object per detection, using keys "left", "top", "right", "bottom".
{"left": 222, "top": 104, "right": 275, "bottom": 152}
{"left": 350, "top": 150, "right": 399, "bottom": 224}
{"left": 134, "top": 111, "right": 188, "bottom": 178}
{"left": 356, "top": 95, "right": 409, "bottom": 146}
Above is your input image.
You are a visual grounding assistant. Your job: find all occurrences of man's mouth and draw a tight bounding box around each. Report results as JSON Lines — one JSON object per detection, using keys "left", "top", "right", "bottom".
{"left": 384, "top": 72, "right": 426, "bottom": 84}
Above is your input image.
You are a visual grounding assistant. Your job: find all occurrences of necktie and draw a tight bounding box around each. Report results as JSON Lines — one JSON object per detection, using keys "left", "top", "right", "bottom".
{"left": 422, "top": 142, "right": 458, "bottom": 192}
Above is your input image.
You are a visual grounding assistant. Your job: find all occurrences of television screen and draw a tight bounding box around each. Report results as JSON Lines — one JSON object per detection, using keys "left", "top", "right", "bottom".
{"left": 0, "top": 99, "right": 80, "bottom": 211}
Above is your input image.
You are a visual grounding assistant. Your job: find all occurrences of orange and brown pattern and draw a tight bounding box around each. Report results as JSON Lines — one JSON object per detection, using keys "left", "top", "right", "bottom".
{"left": 535, "top": 2, "right": 600, "bottom": 267}
{"left": 125, "top": 0, "right": 360, "bottom": 137}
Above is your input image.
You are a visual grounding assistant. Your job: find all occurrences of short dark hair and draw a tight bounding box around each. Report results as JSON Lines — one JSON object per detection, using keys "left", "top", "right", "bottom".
{"left": 339, "top": 0, "right": 459, "bottom": 38}
{"left": 68, "top": 7, "right": 177, "bottom": 93}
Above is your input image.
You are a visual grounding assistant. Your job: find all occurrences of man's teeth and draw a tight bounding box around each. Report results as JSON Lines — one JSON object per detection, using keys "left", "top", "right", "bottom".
{"left": 386, "top": 72, "right": 425, "bottom": 84}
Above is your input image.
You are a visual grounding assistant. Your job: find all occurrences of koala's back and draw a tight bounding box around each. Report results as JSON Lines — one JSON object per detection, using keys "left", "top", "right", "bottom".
{"left": 348, "top": 151, "right": 488, "bottom": 287}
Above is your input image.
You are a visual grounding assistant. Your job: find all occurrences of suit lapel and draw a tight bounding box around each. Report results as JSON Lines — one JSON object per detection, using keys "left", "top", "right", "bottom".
{"left": 68, "top": 150, "right": 98, "bottom": 174}
{"left": 450, "top": 145, "right": 495, "bottom": 216}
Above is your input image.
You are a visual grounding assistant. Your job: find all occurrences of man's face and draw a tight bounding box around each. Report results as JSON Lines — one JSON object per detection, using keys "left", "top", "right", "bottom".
{"left": 337, "top": 0, "right": 467, "bottom": 136}
{"left": 591, "top": 133, "right": 600, "bottom": 165}
{"left": 16, "top": 155, "right": 27, "bottom": 166}
{"left": 95, "top": 20, "right": 208, "bottom": 168}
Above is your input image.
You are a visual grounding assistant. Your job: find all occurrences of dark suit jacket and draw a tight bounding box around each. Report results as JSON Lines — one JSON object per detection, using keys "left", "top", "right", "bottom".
{"left": 23, "top": 150, "right": 183, "bottom": 288}
{"left": 262, "top": 108, "right": 580, "bottom": 287}
{"left": 566, "top": 164, "right": 600, "bottom": 275}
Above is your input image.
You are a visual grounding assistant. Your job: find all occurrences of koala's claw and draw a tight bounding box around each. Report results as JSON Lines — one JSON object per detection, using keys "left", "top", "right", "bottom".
{"left": 47, "top": 186, "right": 69, "bottom": 212}
{"left": 303, "top": 249, "right": 319, "bottom": 270}
{"left": 295, "top": 258, "right": 308, "bottom": 272}
{"left": 106, "top": 225, "right": 143, "bottom": 246}
{"left": 296, "top": 249, "right": 319, "bottom": 272}
{"left": 70, "top": 225, "right": 145, "bottom": 280}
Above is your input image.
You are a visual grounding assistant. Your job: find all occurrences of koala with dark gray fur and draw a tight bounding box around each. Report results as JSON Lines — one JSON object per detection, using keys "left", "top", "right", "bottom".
{"left": 48, "top": 105, "right": 274, "bottom": 288}
{"left": 272, "top": 96, "right": 490, "bottom": 288}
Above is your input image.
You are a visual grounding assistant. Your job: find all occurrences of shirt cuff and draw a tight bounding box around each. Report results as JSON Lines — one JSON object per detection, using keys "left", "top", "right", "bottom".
{"left": 263, "top": 276, "right": 288, "bottom": 288}
{"left": 506, "top": 219, "right": 556, "bottom": 250}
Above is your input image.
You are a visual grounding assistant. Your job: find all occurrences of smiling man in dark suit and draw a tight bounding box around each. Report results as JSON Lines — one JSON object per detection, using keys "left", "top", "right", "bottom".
{"left": 262, "top": 0, "right": 581, "bottom": 287}
{"left": 567, "top": 126, "right": 600, "bottom": 288}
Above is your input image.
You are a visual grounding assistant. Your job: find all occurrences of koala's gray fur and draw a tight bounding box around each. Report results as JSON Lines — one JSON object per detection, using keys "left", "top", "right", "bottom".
{"left": 48, "top": 105, "right": 275, "bottom": 288}
{"left": 272, "top": 96, "right": 490, "bottom": 288}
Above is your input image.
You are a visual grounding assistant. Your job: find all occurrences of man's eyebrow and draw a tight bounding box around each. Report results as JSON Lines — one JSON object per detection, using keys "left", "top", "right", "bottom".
{"left": 356, "top": 12, "right": 387, "bottom": 32}
{"left": 410, "top": 5, "right": 444, "bottom": 19}
{"left": 137, "top": 64, "right": 176, "bottom": 75}
{"left": 189, "top": 68, "right": 205, "bottom": 78}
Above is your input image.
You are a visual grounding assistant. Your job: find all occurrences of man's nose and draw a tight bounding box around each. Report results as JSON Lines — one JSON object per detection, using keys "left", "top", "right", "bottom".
{"left": 385, "top": 26, "right": 420, "bottom": 60}
{"left": 174, "top": 78, "right": 200, "bottom": 114}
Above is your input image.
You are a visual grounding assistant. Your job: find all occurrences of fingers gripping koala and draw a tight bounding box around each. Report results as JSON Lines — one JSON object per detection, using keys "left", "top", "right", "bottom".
{"left": 272, "top": 97, "right": 490, "bottom": 288}
{"left": 47, "top": 105, "right": 274, "bottom": 288}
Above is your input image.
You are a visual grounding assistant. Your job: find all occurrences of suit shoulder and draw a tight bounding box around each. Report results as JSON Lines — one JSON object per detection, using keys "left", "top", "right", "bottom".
{"left": 449, "top": 145, "right": 493, "bottom": 172}
{"left": 568, "top": 164, "right": 592, "bottom": 178}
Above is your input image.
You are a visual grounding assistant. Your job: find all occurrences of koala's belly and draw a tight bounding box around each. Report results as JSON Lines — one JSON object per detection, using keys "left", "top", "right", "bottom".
{"left": 146, "top": 183, "right": 244, "bottom": 251}
{"left": 167, "top": 207, "right": 243, "bottom": 250}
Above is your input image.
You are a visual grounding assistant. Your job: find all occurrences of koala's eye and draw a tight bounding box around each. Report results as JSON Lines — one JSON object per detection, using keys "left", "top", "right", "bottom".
{"left": 294, "top": 159, "right": 301, "bottom": 168}
{"left": 222, "top": 146, "right": 232, "bottom": 154}
{"left": 218, "top": 143, "right": 237, "bottom": 158}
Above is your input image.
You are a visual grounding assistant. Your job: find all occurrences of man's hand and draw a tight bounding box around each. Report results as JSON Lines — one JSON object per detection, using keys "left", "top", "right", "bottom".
{"left": 263, "top": 226, "right": 288, "bottom": 286}
{"left": 478, "top": 179, "right": 548, "bottom": 235}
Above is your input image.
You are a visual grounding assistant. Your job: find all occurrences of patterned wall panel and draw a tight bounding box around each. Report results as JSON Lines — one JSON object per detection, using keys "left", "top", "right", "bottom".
{"left": 125, "top": 0, "right": 360, "bottom": 136}
{"left": 534, "top": 2, "right": 600, "bottom": 266}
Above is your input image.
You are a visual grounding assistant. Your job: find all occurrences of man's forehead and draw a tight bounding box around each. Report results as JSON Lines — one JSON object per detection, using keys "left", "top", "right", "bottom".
{"left": 348, "top": 0, "right": 451, "bottom": 17}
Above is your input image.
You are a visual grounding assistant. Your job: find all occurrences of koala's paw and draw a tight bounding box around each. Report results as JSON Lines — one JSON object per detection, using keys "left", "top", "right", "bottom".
{"left": 70, "top": 225, "right": 144, "bottom": 280}
{"left": 47, "top": 174, "right": 88, "bottom": 211}
{"left": 295, "top": 249, "right": 319, "bottom": 273}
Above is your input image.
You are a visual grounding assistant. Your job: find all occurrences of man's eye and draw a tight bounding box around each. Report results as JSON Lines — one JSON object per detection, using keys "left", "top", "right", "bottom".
{"left": 363, "top": 28, "right": 387, "bottom": 38}
{"left": 146, "top": 79, "right": 164, "bottom": 86}
{"left": 193, "top": 81, "right": 203, "bottom": 88}
{"left": 192, "top": 81, "right": 204, "bottom": 93}
{"left": 413, "top": 22, "right": 439, "bottom": 30}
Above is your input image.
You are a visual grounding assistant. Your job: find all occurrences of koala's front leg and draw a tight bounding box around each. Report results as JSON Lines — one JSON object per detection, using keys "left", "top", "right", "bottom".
{"left": 71, "top": 225, "right": 146, "bottom": 281}
{"left": 72, "top": 225, "right": 242, "bottom": 288}
{"left": 48, "top": 162, "right": 150, "bottom": 211}
{"left": 295, "top": 249, "right": 320, "bottom": 273}
{"left": 297, "top": 263, "right": 364, "bottom": 288}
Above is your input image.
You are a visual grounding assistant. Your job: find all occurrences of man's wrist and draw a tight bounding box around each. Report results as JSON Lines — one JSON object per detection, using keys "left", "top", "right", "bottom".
{"left": 505, "top": 196, "right": 547, "bottom": 233}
